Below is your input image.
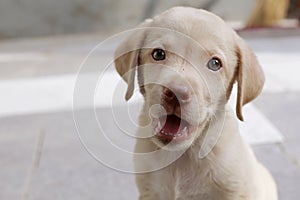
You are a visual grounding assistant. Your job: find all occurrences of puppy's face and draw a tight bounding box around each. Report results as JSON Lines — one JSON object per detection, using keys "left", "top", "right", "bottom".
{"left": 114, "top": 7, "right": 264, "bottom": 150}
{"left": 138, "top": 29, "right": 235, "bottom": 150}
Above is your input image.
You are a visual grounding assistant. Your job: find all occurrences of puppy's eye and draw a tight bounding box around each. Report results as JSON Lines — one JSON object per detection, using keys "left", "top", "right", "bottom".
{"left": 207, "top": 57, "right": 222, "bottom": 71}
{"left": 152, "top": 49, "right": 166, "bottom": 61}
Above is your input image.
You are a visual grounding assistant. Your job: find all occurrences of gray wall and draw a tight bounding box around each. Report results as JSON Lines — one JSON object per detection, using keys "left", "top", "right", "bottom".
{"left": 0, "top": 0, "right": 255, "bottom": 38}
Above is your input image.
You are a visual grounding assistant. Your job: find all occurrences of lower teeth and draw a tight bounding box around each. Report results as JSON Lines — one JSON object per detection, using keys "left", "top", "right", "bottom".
{"left": 158, "top": 126, "right": 188, "bottom": 137}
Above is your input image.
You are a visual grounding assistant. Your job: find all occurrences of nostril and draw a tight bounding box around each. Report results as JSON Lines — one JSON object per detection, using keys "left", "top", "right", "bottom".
{"left": 163, "top": 85, "right": 191, "bottom": 104}
{"left": 179, "top": 92, "right": 190, "bottom": 102}
{"left": 163, "top": 88, "right": 175, "bottom": 100}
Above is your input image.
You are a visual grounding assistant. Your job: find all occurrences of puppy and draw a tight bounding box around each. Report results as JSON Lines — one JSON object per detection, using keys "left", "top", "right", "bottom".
{"left": 114, "top": 7, "right": 277, "bottom": 200}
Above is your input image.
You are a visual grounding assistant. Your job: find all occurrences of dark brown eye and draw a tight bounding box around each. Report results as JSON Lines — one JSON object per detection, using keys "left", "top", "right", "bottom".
{"left": 207, "top": 57, "right": 222, "bottom": 71}
{"left": 152, "top": 49, "right": 166, "bottom": 61}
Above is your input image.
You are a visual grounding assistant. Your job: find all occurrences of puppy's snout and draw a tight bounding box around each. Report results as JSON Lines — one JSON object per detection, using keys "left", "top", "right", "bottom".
{"left": 163, "top": 85, "right": 191, "bottom": 104}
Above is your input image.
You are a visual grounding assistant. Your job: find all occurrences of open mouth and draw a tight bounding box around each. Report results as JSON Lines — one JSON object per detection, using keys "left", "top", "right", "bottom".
{"left": 154, "top": 114, "right": 192, "bottom": 144}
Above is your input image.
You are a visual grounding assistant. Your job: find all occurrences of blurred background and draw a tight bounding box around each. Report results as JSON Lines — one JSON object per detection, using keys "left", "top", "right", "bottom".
{"left": 0, "top": 0, "right": 299, "bottom": 38}
{"left": 0, "top": 0, "right": 300, "bottom": 199}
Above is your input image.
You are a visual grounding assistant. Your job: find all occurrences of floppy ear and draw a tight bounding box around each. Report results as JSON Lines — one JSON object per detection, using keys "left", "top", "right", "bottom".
{"left": 114, "top": 20, "right": 151, "bottom": 100}
{"left": 235, "top": 35, "right": 265, "bottom": 121}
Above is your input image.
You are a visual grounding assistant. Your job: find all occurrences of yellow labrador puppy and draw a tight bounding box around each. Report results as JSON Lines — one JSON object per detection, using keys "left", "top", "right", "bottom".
{"left": 114, "top": 7, "right": 277, "bottom": 200}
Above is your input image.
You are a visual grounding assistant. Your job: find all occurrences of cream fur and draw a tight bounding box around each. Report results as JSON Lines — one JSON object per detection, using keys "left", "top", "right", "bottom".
{"left": 114, "top": 7, "right": 277, "bottom": 200}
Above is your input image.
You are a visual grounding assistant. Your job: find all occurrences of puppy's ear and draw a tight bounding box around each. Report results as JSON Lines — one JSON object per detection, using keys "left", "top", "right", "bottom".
{"left": 114, "top": 20, "right": 151, "bottom": 100}
{"left": 235, "top": 35, "right": 265, "bottom": 121}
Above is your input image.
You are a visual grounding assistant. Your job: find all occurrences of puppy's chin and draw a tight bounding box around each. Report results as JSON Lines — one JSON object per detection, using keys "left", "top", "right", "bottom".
{"left": 151, "top": 136, "right": 196, "bottom": 151}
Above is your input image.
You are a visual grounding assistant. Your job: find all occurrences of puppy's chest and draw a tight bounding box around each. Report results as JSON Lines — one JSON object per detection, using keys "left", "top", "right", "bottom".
{"left": 153, "top": 163, "right": 214, "bottom": 199}
{"left": 174, "top": 166, "right": 213, "bottom": 199}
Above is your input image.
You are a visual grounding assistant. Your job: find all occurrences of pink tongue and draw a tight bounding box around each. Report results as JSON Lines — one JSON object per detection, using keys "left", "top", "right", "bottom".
{"left": 161, "top": 115, "right": 181, "bottom": 135}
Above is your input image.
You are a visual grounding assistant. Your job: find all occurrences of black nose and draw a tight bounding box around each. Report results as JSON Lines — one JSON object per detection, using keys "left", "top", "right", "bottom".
{"left": 162, "top": 85, "right": 191, "bottom": 104}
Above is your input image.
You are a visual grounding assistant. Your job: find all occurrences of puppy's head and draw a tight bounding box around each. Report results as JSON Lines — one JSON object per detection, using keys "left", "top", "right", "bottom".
{"left": 114, "top": 7, "right": 264, "bottom": 150}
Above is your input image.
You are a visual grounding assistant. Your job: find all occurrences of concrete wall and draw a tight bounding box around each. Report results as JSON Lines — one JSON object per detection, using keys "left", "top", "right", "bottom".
{"left": 0, "top": 0, "right": 255, "bottom": 38}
